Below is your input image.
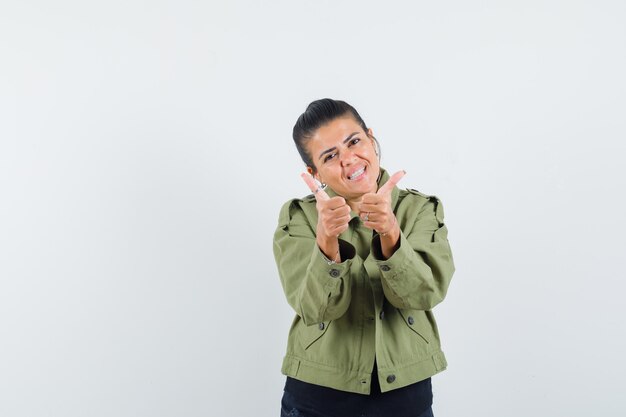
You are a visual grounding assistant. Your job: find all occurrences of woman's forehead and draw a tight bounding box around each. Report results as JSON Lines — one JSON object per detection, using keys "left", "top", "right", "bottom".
{"left": 311, "top": 117, "right": 364, "bottom": 143}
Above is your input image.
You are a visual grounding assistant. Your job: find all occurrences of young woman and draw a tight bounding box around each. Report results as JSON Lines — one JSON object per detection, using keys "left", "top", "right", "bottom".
{"left": 273, "top": 99, "right": 455, "bottom": 417}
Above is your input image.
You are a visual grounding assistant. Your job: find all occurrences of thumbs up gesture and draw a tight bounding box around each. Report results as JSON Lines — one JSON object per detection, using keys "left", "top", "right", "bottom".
{"left": 359, "top": 170, "right": 405, "bottom": 237}
{"left": 301, "top": 173, "right": 352, "bottom": 240}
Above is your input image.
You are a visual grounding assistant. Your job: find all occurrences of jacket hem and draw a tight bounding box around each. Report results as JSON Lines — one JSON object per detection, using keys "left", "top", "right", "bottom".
{"left": 281, "top": 350, "right": 447, "bottom": 395}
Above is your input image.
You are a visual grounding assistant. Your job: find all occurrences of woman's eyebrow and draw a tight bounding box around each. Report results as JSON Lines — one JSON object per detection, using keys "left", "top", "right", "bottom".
{"left": 318, "top": 132, "right": 360, "bottom": 160}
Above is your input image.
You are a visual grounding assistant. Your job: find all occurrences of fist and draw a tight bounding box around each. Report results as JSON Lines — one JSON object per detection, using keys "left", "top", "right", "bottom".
{"left": 301, "top": 173, "right": 351, "bottom": 239}
{"left": 359, "top": 170, "right": 405, "bottom": 235}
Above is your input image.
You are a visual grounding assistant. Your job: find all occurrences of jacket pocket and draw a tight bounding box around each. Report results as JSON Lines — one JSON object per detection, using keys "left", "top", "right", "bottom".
{"left": 396, "top": 309, "right": 430, "bottom": 344}
{"left": 298, "top": 320, "right": 332, "bottom": 350}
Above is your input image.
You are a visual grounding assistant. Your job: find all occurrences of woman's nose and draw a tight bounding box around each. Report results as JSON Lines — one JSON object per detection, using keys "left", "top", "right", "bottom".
{"left": 340, "top": 148, "right": 357, "bottom": 166}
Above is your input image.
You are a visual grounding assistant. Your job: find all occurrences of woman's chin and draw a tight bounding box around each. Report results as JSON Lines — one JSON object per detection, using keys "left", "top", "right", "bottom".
{"left": 345, "top": 181, "right": 376, "bottom": 196}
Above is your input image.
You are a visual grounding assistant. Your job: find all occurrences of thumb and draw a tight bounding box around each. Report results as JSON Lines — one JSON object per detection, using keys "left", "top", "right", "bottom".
{"left": 377, "top": 170, "right": 406, "bottom": 195}
{"left": 301, "top": 172, "right": 330, "bottom": 201}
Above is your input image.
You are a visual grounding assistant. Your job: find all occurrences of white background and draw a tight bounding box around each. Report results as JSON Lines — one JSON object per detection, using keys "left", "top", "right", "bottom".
{"left": 1, "top": 1, "right": 625, "bottom": 416}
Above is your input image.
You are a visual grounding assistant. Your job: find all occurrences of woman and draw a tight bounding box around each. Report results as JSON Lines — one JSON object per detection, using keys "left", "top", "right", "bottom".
{"left": 273, "top": 99, "right": 455, "bottom": 417}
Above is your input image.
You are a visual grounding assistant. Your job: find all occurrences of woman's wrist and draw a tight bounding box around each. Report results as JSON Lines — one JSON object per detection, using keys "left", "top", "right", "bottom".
{"left": 379, "top": 217, "right": 400, "bottom": 259}
{"left": 317, "top": 236, "right": 341, "bottom": 264}
{"left": 378, "top": 216, "right": 397, "bottom": 238}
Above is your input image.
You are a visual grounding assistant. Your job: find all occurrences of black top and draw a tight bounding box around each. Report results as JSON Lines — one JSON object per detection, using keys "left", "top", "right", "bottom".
{"left": 284, "top": 362, "right": 432, "bottom": 417}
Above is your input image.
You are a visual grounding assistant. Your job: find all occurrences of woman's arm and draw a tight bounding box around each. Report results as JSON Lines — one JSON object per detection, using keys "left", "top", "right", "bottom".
{"left": 371, "top": 193, "right": 455, "bottom": 310}
{"left": 273, "top": 199, "right": 356, "bottom": 326}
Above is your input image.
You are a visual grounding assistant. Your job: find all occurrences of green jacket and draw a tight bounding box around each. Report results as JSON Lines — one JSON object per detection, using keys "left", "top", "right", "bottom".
{"left": 273, "top": 168, "right": 455, "bottom": 394}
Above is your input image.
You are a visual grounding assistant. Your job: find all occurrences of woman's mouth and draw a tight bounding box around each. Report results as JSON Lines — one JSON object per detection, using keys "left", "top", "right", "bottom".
{"left": 348, "top": 166, "right": 366, "bottom": 181}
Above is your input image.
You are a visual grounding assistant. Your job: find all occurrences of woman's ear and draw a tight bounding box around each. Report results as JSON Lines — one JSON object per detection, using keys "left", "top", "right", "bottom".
{"left": 306, "top": 166, "right": 318, "bottom": 181}
{"left": 307, "top": 166, "right": 324, "bottom": 185}
{"left": 368, "top": 129, "right": 379, "bottom": 156}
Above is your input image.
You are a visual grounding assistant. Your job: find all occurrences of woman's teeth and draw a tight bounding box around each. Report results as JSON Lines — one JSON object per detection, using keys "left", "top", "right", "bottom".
{"left": 349, "top": 167, "right": 365, "bottom": 180}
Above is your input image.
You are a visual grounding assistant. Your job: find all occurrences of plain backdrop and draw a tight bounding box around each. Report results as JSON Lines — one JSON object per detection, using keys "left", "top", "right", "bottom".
{"left": 1, "top": 1, "right": 625, "bottom": 416}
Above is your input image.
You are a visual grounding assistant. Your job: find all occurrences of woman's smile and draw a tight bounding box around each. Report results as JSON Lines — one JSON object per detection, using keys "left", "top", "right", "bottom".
{"left": 347, "top": 165, "right": 366, "bottom": 181}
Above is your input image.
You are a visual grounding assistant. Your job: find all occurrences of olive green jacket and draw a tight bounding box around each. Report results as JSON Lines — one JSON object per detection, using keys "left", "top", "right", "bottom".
{"left": 273, "top": 168, "right": 455, "bottom": 394}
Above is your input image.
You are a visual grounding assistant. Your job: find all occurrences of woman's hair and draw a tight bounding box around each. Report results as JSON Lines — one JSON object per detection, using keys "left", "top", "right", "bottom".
{"left": 292, "top": 98, "right": 380, "bottom": 174}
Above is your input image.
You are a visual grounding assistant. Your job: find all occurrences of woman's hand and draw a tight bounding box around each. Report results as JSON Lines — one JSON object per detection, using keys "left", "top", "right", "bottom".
{"left": 301, "top": 173, "right": 351, "bottom": 262}
{"left": 301, "top": 173, "right": 351, "bottom": 238}
{"left": 359, "top": 170, "right": 405, "bottom": 258}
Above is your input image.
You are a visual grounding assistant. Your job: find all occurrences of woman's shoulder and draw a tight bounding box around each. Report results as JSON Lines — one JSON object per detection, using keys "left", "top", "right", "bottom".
{"left": 401, "top": 187, "right": 433, "bottom": 198}
{"left": 278, "top": 193, "right": 317, "bottom": 210}
{"left": 276, "top": 194, "right": 318, "bottom": 226}
{"left": 397, "top": 187, "right": 446, "bottom": 224}
{"left": 398, "top": 187, "right": 442, "bottom": 204}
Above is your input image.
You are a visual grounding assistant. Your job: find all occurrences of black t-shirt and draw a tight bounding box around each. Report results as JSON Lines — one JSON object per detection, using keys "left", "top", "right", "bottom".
{"left": 284, "top": 362, "right": 432, "bottom": 417}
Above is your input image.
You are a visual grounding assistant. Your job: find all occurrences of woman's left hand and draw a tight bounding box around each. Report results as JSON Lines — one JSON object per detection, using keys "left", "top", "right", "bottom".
{"left": 359, "top": 170, "right": 405, "bottom": 236}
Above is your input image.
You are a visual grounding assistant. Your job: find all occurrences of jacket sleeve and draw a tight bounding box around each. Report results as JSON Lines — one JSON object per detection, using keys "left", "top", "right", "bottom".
{"left": 273, "top": 199, "right": 357, "bottom": 326}
{"left": 372, "top": 194, "right": 455, "bottom": 310}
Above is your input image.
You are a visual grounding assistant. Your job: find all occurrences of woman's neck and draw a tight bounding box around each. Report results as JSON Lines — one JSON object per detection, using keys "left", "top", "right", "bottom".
{"left": 346, "top": 178, "right": 381, "bottom": 213}
{"left": 347, "top": 196, "right": 364, "bottom": 213}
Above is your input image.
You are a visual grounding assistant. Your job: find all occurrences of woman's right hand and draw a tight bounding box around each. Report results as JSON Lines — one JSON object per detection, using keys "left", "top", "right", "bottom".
{"left": 301, "top": 173, "right": 351, "bottom": 257}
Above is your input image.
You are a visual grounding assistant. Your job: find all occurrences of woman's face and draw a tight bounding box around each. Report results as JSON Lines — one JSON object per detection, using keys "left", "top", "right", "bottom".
{"left": 306, "top": 116, "right": 380, "bottom": 202}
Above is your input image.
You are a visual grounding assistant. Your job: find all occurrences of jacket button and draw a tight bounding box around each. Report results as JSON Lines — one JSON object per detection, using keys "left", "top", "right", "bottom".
{"left": 379, "top": 311, "right": 385, "bottom": 320}
{"left": 380, "top": 265, "right": 391, "bottom": 272}
{"left": 319, "top": 322, "right": 325, "bottom": 330}
{"left": 408, "top": 316, "right": 414, "bottom": 325}
{"left": 329, "top": 269, "right": 340, "bottom": 278}
{"left": 386, "top": 374, "right": 396, "bottom": 383}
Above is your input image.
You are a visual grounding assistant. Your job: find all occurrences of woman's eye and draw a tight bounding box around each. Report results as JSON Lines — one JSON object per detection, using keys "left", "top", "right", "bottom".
{"left": 349, "top": 138, "right": 360, "bottom": 146}
{"left": 324, "top": 152, "right": 337, "bottom": 163}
